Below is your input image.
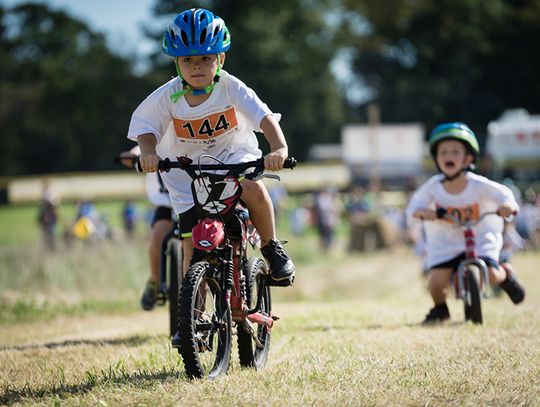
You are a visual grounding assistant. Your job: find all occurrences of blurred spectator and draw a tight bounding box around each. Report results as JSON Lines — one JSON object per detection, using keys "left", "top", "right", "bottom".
{"left": 289, "top": 195, "right": 311, "bottom": 235}
{"left": 515, "top": 188, "right": 540, "bottom": 249}
{"left": 268, "top": 184, "right": 288, "bottom": 217}
{"left": 313, "top": 188, "right": 341, "bottom": 252}
{"left": 75, "top": 199, "right": 96, "bottom": 220}
{"left": 71, "top": 199, "right": 111, "bottom": 242}
{"left": 345, "top": 186, "right": 386, "bottom": 252}
{"left": 122, "top": 199, "right": 138, "bottom": 239}
{"left": 37, "top": 180, "right": 59, "bottom": 251}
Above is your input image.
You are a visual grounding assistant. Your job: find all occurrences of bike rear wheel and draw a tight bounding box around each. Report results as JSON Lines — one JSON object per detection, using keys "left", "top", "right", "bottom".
{"left": 464, "top": 266, "right": 482, "bottom": 324}
{"left": 177, "top": 261, "right": 232, "bottom": 379}
{"left": 168, "top": 240, "right": 182, "bottom": 338}
{"left": 237, "top": 258, "right": 271, "bottom": 369}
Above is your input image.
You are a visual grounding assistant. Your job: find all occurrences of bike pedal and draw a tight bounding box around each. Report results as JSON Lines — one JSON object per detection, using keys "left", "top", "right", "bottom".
{"left": 265, "top": 275, "right": 294, "bottom": 287}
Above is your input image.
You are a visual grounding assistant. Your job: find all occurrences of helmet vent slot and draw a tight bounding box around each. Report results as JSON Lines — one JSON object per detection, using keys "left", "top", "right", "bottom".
{"left": 180, "top": 30, "right": 189, "bottom": 47}
{"left": 199, "top": 28, "right": 207, "bottom": 45}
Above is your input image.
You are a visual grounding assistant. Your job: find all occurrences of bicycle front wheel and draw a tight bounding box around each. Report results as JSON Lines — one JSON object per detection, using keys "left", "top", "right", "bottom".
{"left": 464, "top": 266, "right": 482, "bottom": 324}
{"left": 237, "top": 258, "right": 271, "bottom": 369}
{"left": 177, "top": 261, "right": 232, "bottom": 379}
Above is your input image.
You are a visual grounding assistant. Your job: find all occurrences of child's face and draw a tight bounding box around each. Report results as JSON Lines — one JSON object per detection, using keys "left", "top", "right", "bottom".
{"left": 176, "top": 53, "right": 224, "bottom": 90}
{"left": 435, "top": 139, "right": 473, "bottom": 177}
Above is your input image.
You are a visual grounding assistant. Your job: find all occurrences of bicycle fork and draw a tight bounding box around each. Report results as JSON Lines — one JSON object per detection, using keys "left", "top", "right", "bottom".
{"left": 455, "top": 229, "right": 490, "bottom": 299}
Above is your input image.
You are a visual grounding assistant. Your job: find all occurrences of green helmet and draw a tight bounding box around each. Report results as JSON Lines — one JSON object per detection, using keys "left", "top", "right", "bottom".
{"left": 429, "top": 122, "right": 480, "bottom": 160}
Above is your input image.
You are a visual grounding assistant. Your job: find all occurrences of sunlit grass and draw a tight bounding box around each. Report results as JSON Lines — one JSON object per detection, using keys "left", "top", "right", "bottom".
{"left": 1, "top": 249, "right": 539, "bottom": 405}
{"left": 1, "top": 202, "right": 540, "bottom": 405}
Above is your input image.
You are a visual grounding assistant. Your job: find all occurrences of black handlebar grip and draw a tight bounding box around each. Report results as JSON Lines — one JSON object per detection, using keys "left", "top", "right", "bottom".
{"left": 136, "top": 158, "right": 171, "bottom": 173}
{"left": 436, "top": 207, "right": 447, "bottom": 219}
{"left": 158, "top": 158, "right": 171, "bottom": 172}
{"left": 284, "top": 157, "right": 297, "bottom": 169}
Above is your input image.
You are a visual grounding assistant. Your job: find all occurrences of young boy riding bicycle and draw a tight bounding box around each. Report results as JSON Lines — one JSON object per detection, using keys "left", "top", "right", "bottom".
{"left": 127, "top": 9, "right": 295, "bottom": 293}
{"left": 406, "top": 122, "right": 525, "bottom": 324}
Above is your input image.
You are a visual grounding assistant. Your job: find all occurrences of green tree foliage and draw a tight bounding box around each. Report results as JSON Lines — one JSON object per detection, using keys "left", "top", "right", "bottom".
{"left": 2, "top": 1, "right": 539, "bottom": 175}
{"left": 149, "top": 0, "right": 346, "bottom": 159}
{"left": 0, "top": 4, "right": 153, "bottom": 175}
{"left": 340, "top": 0, "right": 540, "bottom": 135}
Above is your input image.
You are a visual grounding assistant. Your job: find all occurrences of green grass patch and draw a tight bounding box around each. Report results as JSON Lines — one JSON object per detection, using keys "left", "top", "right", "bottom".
{"left": 0, "top": 297, "right": 137, "bottom": 324}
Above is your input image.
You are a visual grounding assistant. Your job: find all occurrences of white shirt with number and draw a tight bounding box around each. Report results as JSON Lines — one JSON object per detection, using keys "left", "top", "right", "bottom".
{"left": 405, "top": 172, "right": 519, "bottom": 268}
{"left": 127, "top": 70, "right": 278, "bottom": 215}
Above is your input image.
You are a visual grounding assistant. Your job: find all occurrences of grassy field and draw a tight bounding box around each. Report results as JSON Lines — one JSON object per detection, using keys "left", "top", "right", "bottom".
{"left": 1, "top": 203, "right": 539, "bottom": 406}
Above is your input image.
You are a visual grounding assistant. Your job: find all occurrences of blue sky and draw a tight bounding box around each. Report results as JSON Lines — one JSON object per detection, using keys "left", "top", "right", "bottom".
{"left": 3, "top": 0, "right": 166, "bottom": 61}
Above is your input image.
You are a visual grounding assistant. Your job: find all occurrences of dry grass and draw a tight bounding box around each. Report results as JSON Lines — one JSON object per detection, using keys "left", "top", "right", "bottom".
{"left": 1, "top": 248, "right": 539, "bottom": 406}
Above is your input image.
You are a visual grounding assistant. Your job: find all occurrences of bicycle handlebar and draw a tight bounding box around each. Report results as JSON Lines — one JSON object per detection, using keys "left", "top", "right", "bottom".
{"left": 136, "top": 157, "right": 297, "bottom": 180}
{"left": 436, "top": 208, "right": 516, "bottom": 227}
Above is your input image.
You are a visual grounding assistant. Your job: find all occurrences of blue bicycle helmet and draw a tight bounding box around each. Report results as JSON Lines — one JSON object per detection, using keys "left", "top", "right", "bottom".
{"left": 162, "top": 8, "right": 231, "bottom": 57}
{"left": 163, "top": 9, "right": 231, "bottom": 101}
{"left": 429, "top": 122, "right": 480, "bottom": 160}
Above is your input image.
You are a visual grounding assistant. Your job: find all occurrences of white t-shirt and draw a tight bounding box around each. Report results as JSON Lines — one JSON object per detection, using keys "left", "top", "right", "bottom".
{"left": 406, "top": 172, "right": 519, "bottom": 268}
{"left": 129, "top": 146, "right": 171, "bottom": 208}
{"left": 127, "top": 70, "right": 277, "bottom": 215}
{"left": 146, "top": 172, "right": 171, "bottom": 208}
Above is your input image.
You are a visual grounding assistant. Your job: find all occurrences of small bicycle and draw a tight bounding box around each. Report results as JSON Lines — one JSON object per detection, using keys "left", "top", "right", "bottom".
{"left": 115, "top": 154, "right": 182, "bottom": 337}
{"left": 436, "top": 208, "right": 509, "bottom": 324}
{"left": 141, "top": 155, "right": 296, "bottom": 379}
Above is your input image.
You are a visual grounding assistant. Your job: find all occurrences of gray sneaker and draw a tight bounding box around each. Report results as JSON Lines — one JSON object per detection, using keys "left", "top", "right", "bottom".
{"left": 140, "top": 280, "right": 158, "bottom": 311}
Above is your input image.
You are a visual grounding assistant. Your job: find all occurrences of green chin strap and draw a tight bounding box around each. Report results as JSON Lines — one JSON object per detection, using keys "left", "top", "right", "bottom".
{"left": 170, "top": 54, "right": 222, "bottom": 103}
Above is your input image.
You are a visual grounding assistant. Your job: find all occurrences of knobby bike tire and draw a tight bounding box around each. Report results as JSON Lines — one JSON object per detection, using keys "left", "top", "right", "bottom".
{"left": 177, "top": 261, "right": 232, "bottom": 379}
{"left": 464, "top": 266, "right": 483, "bottom": 324}
{"left": 168, "top": 240, "right": 181, "bottom": 338}
{"left": 237, "top": 257, "right": 272, "bottom": 369}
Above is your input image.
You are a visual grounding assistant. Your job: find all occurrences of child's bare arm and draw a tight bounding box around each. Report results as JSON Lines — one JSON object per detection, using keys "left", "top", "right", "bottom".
{"left": 498, "top": 204, "right": 517, "bottom": 218}
{"left": 413, "top": 209, "right": 437, "bottom": 220}
{"left": 260, "top": 115, "right": 288, "bottom": 171}
{"left": 137, "top": 133, "right": 160, "bottom": 172}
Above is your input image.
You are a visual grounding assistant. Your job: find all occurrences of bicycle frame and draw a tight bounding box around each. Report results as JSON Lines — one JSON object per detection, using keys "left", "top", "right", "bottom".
{"left": 439, "top": 210, "right": 501, "bottom": 299}
{"left": 166, "top": 156, "right": 295, "bottom": 330}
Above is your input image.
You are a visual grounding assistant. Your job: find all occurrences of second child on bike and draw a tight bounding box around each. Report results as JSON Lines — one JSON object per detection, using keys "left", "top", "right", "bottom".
{"left": 406, "top": 122, "right": 525, "bottom": 324}
{"left": 119, "top": 146, "right": 175, "bottom": 311}
{"left": 127, "top": 9, "right": 295, "bottom": 292}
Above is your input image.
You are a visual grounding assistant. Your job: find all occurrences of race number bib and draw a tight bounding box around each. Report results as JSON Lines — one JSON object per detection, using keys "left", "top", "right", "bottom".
{"left": 439, "top": 203, "right": 480, "bottom": 223}
{"left": 173, "top": 107, "right": 238, "bottom": 141}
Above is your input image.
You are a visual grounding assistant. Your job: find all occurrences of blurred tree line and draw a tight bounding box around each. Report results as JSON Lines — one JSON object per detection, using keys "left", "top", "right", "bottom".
{"left": 1, "top": 0, "right": 539, "bottom": 176}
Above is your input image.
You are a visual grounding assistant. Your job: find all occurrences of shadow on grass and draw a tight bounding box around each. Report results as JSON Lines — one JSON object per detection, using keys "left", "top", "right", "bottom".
{"left": 0, "top": 366, "right": 185, "bottom": 406}
{"left": 296, "top": 320, "right": 468, "bottom": 332}
{"left": 0, "top": 334, "right": 154, "bottom": 352}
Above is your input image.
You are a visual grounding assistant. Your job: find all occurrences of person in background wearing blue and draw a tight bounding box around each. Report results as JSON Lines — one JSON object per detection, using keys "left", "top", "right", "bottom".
{"left": 122, "top": 199, "right": 137, "bottom": 239}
